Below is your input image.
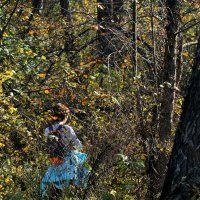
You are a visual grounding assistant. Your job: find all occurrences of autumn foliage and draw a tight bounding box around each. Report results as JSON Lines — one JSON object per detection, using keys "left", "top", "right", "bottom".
{"left": 0, "top": 0, "right": 199, "bottom": 199}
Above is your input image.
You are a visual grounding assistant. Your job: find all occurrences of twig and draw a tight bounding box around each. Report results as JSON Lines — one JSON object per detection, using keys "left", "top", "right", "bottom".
{"left": 176, "top": 20, "right": 200, "bottom": 35}
{"left": 0, "top": 0, "right": 19, "bottom": 39}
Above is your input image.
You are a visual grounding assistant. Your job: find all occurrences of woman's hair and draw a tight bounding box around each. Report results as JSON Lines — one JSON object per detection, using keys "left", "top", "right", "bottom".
{"left": 52, "top": 103, "right": 70, "bottom": 121}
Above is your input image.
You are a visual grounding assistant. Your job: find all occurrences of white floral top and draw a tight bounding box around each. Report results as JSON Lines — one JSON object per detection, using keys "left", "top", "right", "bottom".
{"left": 44, "top": 123, "right": 82, "bottom": 151}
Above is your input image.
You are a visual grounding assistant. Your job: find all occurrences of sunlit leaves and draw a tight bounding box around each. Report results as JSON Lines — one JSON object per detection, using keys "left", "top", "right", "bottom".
{"left": 38, "top": 74, "right": 46, "bottom": 78}
{"left": 0, "top": 70, "right": 14, "bottom": 96}
{"left": 41, "top": 55, "right": 47, "bottom": 60}
{"left": 183, "top": 52, "right": 189, "bottom": 57}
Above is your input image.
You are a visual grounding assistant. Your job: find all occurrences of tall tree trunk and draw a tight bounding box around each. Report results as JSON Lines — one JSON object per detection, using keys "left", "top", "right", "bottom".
{"left": 160, "top": 36, "right": 200, "bottom": 200}
{"left": 113, "top": 0, "right": 124, "bottom": 25}
{"left": 32, "top": 0, "right": 43, "bottom": 13}
{"left": 132, "top": 0, "right": 137, "bottom": 76}
{"left": 176, "top": 32, "right": 183, "bottom": 89}
{"left": 159, "top": 0, "right": 182, "bottom": 143}
{"left": 97, "top": 0, "right": 124, "bottom": 60}
{"left": 60, "top": 0, "right": 71, "bottom": 21}
{"left": 59, "top": 0, "right": 74, "bottom": 63}
{"left": 146, "top": 1, "right": 182, "bottom": 199}
{"left": 97, "top": 0, "right": 112, "bottom": 57}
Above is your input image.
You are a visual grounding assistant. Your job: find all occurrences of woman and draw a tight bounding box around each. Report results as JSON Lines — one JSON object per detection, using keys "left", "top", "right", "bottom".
{"left": 40, "top": 103, "right": 89, "bottom": 199}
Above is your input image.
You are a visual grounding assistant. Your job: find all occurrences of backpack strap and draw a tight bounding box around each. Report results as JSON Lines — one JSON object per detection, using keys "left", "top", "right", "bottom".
{"left": 49, "top": 125, "right": 53, "bottom": 132}
{"left": 48, "top": 125, "right": 63, "bottom": 143}
{"left": 48, "top": 124, "right": 63, "bottom": 134}
{"left": 57, "top": 124, "right": 63, "bottom": 131}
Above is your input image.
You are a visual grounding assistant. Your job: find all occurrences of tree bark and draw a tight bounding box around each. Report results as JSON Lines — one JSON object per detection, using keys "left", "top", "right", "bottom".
{"left": 146, "top": 1, "right": 182, "bottom": 199}
{"left": 113, "top": 0, "right": 124, "bottom": 24}
{"left": 132, "top": 0, "right": 137, "bottom": 76}
{"left": 60, "top": 0, "right": 71, "bottom": 21}
{"left": 97, "top": 0, "right": 124, "bottom": 60}
{"left": 97, "top": 0, "right": 112, "bottom": 57}
{"left": 59, "top": 0, "right": 74, "bottom": 61}
{"left": 159, "top": 0, "right": 182, "bottom": 143}
{"left": 160, "top": 36, "right": 200, "bottom": 200}
{"left": 176, "top": 32, "right": 183, "bottom": 89}
{"left": 32, "top": 0, "right": 43, "bottom": 13}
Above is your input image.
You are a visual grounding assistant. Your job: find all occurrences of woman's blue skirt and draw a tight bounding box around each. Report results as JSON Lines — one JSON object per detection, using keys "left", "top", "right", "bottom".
{"left": 40, "top": 151, "right": 90, "bottom": 197}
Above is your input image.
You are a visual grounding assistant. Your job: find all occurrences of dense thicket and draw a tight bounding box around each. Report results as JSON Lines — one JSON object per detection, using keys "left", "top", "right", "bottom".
{"left": 0, "top": 0, "right": 199, "bottom": 199}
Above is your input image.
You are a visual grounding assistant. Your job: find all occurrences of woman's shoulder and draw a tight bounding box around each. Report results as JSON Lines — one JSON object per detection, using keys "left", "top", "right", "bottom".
{"left": 63, "top": 124, "right": 73, "bottom": 131}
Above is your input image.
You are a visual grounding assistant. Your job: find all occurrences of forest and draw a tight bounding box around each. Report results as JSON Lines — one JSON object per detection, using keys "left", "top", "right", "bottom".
{"left": 0, "top": 0, "right": 200, "bottom": 199}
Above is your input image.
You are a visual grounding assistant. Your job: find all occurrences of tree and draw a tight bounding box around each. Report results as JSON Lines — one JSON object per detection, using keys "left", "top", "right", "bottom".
{"left": 97, "top": 0, "right": 113, "bottom": 57}
{"left": 132, "top": 0, "right": 137, "bottom": 75}
{"left": 160, "top": 36, "right": 200, "bottom": 200}
{"left": 59, "top": 0, "right": 71, "bottom": 21}
{"left": 97, "top": 0, "right": 124, "bottom": 61}
{"left": 32, "top": 0, "right": 43, "bottom": 13}
{"left": 159, "top": 0, "right": 182, "bottom": 143}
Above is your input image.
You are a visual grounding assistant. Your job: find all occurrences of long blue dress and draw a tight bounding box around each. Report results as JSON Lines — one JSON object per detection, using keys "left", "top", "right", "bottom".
{"left": 40, "top": 124, "right": 90, "bottom": 197}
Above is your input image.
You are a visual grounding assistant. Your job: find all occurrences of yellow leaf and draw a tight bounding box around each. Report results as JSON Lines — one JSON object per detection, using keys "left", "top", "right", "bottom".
{"left": 189, "top": 59, "right": 193, "bottom": 64}
{"left": 18, "top": 47, "right": 24, "bottom": 54}
{"left": 183, "top": 52, "right": 189, "bottom": 57}
{"left": 26, "top": 49, "right": 32, "bottom": 55}
{"left": 59, "top": 88, "right": 65, "bottom": 96}
{"left": 39, "top": 73, "right": 46, "bottom": 78}
{"left": 140, "top": 154, "right": 146, "bottom": 160}
{"left": 28, "top": 30, "right": 34, "bottom": 36}
{"left": 44, "top": 89, "right": 50, "bottom": 94}
{"left": 71, "top": 94, "right": 76, "bottom": 101}
{"left": 65, "top": 63, "right": 70, "bottom": 67}
{"left": 194, "top": 2, "right": 199, "bottom": 9}
{"left": 81, "top": 85, "right": 87, "bottom": 89}
{"left": 121, "top": 63, "right": 126, "bottom": 69}
{"left": 9, "top": 106, "right": 16, "bottom": 114}
{"left": 0, "top": 142, "right": 5, "bottom": 148}
{"left": 83, "top": 74, "right": 88, "bottom": 78}
{"left": 91, "top": 25, "right": 99, "bottom": 31}
{"left": 110, "top": 189, "right": 117, "bottom": 197}
{"left": 81, "top": 97, "right": 87, "bottom": 106}
{"left": 41, "top": 55, "right": 47, "bottom": 60}
{"left": 74, "top": 108, "right": 81, "bottom": 113}
{"left": 80, "top": 62, "right": 85, "bottom": 66}
{"left": 3, "top": 32, "right": 8, "bottom": 37}
{"left": 88, "top": 56, "right": 92, "bottom": 60}
{"left": 5, "top": 176, "right": 12, "bottom": 185}
{"left": 5, "top": 70, "right": 14, "bottom": 77}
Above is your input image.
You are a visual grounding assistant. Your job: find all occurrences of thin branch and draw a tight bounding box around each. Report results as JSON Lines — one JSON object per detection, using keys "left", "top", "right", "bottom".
{"left": 183, "top": 41, "right": 198, "bottom": 48}
{"left": 39, "top": 49, "right": 65, "bottom": 85}
{"left": 0, "top": 0, "right": 19, "bottom": 39}
{"left": 0, "top": 0, "right": 9, "bottom": 9}
{"left": 176, "top": 20, "right": 200, "bottom": 35}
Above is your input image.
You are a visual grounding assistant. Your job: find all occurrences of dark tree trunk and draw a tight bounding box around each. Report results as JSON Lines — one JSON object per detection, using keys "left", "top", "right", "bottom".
{"left": 97, "top": 0, "right": 112, "bottom": 57}
{"left": 160, "top": 37, "right": 200, "bottom": 200}
{"left": 146, "top": 1, "right": 182, "bottom": 199}
{"left": 59, "top": 0, "right": 74, "bottom": 62}
{"left": 159, "top": 0, "right": 182, "bottom": 142}
{"left": 32, "top": 0, "right": 43, "bottom": 13}
{"left": 97, "top": 0, "right": 124, "bottom": 60}
{"left": 132, "top": 0, "right": 137, "bottom": 76}
{"left": 113, "top": 0, "right": 124, "bottom": 25}
{"left": 60, "top": 0, "right": 71, "bottom": 21}
{"left": 176, "top": 32, "right": 183, "bottom": 89}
